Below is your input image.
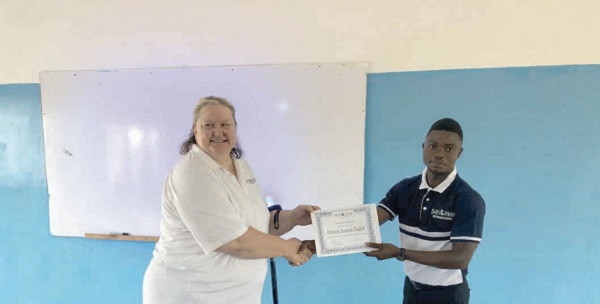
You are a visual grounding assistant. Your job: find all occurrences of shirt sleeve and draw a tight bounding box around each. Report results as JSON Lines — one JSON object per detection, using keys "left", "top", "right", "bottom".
{"left": 170, "top": 160, "right": 248, "bottom": 253}
{"left": 377, "top": 181, "right": 404, "bottom": 220}
{"left": 450, "top": 191, "right": 485, "bottom": 243}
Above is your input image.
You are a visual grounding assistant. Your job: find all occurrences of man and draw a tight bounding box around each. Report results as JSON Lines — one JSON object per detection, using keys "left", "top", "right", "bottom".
{"left": 365, "top": 118, "right": 485, "bottom": 304}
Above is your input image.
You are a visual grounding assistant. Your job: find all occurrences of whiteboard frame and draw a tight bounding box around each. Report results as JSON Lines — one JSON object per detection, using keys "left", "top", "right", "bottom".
{"left": 40, "top": 62, "right": 367, "bottom": 239}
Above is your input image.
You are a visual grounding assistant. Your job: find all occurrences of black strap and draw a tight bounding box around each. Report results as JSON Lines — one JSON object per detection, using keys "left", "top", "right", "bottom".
{"left": 273, "top": 210, "right": 281, "bottom": 230}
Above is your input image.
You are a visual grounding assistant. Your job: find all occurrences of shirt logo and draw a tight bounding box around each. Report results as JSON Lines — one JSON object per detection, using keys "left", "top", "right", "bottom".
{"left": 246, "top": 178, "right": 256, "bottom": 184}
{"left": 431, "top": 208, "right": 455, "bottom": 221}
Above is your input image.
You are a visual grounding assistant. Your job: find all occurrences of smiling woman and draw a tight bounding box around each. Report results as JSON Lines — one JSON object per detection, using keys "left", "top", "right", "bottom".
{"left": 179, "top": 96, "right": 242, "bottom": 162}
{"left": 142, "top": 95, "right": 320, "bottom": 304}
{"left": 195, "top": 98, "right": 238, "bottom": 171}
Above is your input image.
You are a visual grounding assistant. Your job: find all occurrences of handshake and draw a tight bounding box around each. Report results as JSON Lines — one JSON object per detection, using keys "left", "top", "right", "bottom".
{"left": 283, "top": 239, "right": 401, "bottom": 266}
{"left": 284, "top": 239, "right": 316, "bottom": 266}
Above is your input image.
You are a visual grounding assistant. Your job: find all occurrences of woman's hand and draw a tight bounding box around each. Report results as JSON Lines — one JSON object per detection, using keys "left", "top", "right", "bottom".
{"left": 284, "top": 238, "right": 312, "bottom": 266}
{"left": 269, "top": 205, "right": 321, "bottom": 236}
{"left": 289, "top": 205, "right": 321, "bottom": 226}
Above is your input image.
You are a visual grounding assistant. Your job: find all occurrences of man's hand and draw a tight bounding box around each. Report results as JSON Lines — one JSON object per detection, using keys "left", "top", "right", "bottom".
{"left": 299, "top": 240, "right": 317, "bottom": 254}
{"left": 364, "top": 242, "right": 400, "bottom": 261}
{"left": 284, "top": 238, "right": 310, "bottom": 266}
{"left": 287, "top": 239, "right": 316, "bottom": 266}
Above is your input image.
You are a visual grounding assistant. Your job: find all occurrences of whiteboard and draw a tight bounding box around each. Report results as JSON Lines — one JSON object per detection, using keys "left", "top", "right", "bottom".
{"left": 40, "top": 63, "right": 367, "bottom": 239}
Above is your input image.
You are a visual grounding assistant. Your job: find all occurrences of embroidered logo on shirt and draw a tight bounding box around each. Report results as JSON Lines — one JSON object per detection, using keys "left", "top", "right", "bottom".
{"left": 246, "top": 178, "right": 256, "bottom": 184}
{"left": 431, "top": 208, "right": 455, "bottom": 221}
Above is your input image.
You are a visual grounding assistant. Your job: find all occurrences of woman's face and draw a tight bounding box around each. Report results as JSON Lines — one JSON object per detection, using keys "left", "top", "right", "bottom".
{"left": 193, "top": 104, "right": 237, "bottom": 160}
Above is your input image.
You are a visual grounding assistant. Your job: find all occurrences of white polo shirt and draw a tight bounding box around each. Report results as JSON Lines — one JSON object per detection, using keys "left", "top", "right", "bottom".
{"left": 146, "top": 144, "right": 270, "bottom": 304}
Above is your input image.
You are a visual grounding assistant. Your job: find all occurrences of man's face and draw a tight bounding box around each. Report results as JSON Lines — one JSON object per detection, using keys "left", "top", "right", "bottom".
{"left": 422, "top": 130, "right": 463, "bottom": 176}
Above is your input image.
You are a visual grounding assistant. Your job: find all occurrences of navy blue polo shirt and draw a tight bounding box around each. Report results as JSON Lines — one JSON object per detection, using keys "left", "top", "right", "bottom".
{"left": 378, "top": 168, "right": 485, "bottom": 286}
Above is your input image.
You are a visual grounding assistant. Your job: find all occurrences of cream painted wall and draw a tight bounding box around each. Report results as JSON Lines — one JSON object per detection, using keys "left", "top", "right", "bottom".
{"left": 1, "top": 0, "right": 600, "bottom": 84}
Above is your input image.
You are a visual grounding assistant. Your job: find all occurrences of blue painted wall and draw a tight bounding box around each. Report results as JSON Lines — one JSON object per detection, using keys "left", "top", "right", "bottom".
{"left": 2, "top": 65, "right": 600, "bottom": 303}
{"left": 0, "top": 84, "right": 154, "bottom": 304}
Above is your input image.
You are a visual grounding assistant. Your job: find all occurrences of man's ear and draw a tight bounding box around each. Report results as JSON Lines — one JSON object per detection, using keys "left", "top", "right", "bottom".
{"left": 458, "top": 147, "right": 464, "bottom": 158}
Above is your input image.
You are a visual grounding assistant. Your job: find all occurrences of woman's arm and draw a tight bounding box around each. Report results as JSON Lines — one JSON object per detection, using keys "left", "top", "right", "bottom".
{"left": 217, "top": 227, "right": 311, "bottom": 265}
{"left": 268, "top": 205, "right": 320, "bottom": 236}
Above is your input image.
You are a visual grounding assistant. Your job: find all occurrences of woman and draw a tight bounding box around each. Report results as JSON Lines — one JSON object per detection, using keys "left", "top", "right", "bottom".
{"left": 143, "top": 96, "right": 319, "bottom": 304}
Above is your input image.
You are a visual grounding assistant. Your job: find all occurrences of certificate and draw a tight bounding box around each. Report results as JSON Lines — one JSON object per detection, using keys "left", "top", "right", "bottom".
{"left": 311, "top": 204, "right": 382, "bottom": 257}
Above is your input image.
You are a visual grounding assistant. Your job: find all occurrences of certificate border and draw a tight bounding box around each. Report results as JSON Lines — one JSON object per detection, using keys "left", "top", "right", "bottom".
{"left": 313, "top": 204, "right": 381, "bottom": 256}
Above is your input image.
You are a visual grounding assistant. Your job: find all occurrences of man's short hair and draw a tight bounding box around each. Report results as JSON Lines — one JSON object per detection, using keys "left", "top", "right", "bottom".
{"left": 428, "top": 118, "right": 463, "bottom": 141}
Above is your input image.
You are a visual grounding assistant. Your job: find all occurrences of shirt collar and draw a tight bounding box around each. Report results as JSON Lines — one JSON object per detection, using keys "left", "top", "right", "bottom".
{"left": 419, "top": 167, "right": 457, "bottom": 193}
{"left": 190, "top": 144, "right": 236, "bottom": 171}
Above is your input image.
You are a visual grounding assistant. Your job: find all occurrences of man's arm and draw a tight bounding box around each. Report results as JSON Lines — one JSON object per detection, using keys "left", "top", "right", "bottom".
{"left": 404, "top": 242, "right": 478, "bottom": 269}
{"left": 365, "top": 241, "right": 479, "bottom": 270}
{"left": 377, "top": 206, "right": 392, "bottom": 225}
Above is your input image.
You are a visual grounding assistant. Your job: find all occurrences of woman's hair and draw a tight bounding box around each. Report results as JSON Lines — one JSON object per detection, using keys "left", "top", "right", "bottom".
{"left": 179, "top": 96, "right": 243, "bottom": 158}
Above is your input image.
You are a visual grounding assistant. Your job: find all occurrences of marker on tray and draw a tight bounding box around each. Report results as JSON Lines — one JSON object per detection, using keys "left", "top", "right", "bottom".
{"left": 109, "top": 232, "right": 130, "bottom": 236}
